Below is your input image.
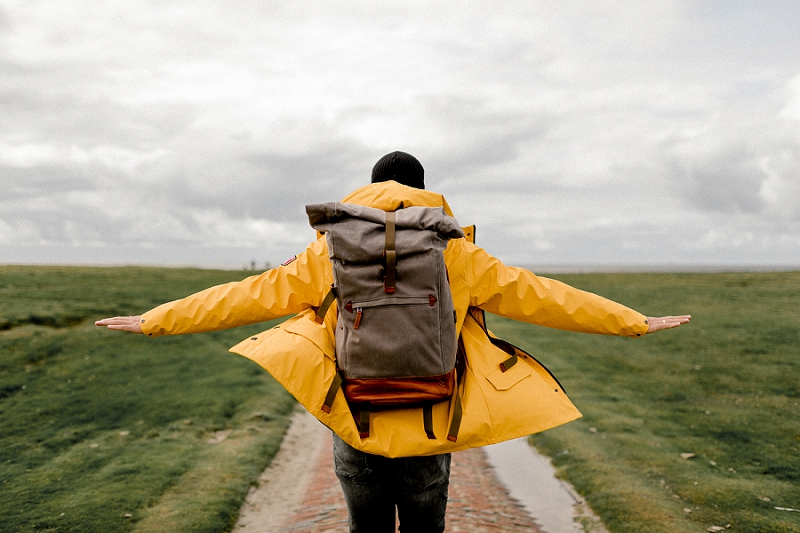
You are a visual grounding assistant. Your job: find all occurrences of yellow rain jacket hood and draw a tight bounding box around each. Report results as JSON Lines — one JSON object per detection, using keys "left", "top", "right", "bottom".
{"left": 140, "top": 181, "right": 649, "bottom": 457}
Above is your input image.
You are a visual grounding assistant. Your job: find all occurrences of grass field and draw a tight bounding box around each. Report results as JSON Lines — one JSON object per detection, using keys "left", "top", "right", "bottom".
{"left": 0, "top": 266, "right": 295, "bottom": 533}
{"left": 1, "top": 267, "right": 798, "bottom": 533}
{"left": 486, "top": 271, "right": 800, "bottom": 533}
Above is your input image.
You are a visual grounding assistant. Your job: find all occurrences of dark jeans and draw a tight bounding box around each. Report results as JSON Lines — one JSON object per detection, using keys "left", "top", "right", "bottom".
{"left": 332, "top": 433, "right": 451, "bottom": 533}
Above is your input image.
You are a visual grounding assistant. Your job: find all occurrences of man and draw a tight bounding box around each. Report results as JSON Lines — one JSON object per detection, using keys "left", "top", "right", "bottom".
{"left": 97, "top": 151, "right": 690, "bottom": 532}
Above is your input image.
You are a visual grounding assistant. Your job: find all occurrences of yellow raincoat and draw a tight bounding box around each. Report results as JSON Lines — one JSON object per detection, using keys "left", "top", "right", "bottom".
{"left": 140, "top": 182, "right": 649, "bottom": 457}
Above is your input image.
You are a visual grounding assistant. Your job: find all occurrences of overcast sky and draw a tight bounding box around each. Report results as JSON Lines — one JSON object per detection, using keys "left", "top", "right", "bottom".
{"left": 2, "top": 0, "right": 799, "bottom": 270}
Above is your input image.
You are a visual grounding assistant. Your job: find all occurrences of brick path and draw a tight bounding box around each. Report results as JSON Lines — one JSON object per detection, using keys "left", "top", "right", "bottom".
{"left": 274, "top": 431, "right": 543, "bottom": 533}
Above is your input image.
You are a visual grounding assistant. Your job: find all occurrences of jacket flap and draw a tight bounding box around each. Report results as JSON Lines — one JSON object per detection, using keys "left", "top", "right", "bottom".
{"left": 485, "top": 363, "right": 532, "bottom": 391}
{"left": 280, "top": 313, "right": 335, "bottom": 359}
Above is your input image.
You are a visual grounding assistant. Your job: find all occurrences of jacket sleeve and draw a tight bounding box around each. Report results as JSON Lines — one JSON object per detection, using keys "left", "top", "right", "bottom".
{"left": 140, "top": 237, "right": 332, "bottom": 337}
{"left": 464, "top": 242, "right": 649, "bottom": 338}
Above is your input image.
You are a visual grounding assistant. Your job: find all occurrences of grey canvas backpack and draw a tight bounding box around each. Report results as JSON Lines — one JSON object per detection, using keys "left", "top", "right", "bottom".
{"left": 306, "top": 202, "right": 465, "bottom": 440}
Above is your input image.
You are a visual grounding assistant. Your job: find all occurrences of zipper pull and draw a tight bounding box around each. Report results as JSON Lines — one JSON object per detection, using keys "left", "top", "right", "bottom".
{"left": 353, "top": 308, "right": 363, "bottom": 330}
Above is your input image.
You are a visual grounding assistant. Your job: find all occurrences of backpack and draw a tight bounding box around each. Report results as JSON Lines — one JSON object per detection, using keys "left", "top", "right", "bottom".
{"left": 306, "top": 202, "right": 465, "bottom": 440}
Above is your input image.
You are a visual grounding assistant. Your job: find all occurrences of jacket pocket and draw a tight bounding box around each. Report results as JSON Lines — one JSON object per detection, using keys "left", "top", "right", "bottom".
{"left": 485, "top": 362, "right": 532, "bottom": 391}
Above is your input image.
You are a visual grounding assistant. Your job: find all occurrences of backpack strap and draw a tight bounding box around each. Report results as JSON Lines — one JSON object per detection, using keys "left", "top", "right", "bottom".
{"left": 382, "top": 211, "right": 397, "bottom": 294}
{"left": 358, "top": 409, "right": 370, "bottom": 438}
{"left": 495, "top": 338, "right": 519, "bottom": 372}
{"left": 321, "top": 372, "right": 343, "bottom": 414}
{"left": 468, "top": 307, "right": 567, "bottom": 391}
{"left": 321, "top": 377, "right": 373, "bottom": 440}
{"left": 446, "top": 336, "right": 467, "bottom": 442}
{"left": 467, "top": 307, "right": 518, "bottom": 372}
{"left": 446, "top": 389, "right": 463, "bottom": 442}
{"left": 423, "top": 404, "right": 436, "bottom": 440}
{"left": 315, "top": 286, "right": 337, "bottom": 324}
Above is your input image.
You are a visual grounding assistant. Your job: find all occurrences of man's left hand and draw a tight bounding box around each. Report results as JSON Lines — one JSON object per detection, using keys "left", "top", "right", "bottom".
{"left": 646, "top": 315, "right": 691, "bottom": 334}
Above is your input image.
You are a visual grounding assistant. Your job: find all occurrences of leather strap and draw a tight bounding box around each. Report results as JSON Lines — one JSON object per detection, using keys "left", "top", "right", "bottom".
{"left": 383, "top": 211, "right": 397, "bottom": 294}
{"left": 446, "top": 386, "right": 463, "bottom": 442}
{"left": 469, "top": 307, "right": 566, "bottom": 392}
{"left": 499, "top": 352, "right": 518, "bottom": 372}
{"left": 315, "top": 286, "right": 337, "bottom": 324}
{"left": 447, "top": 338, "right": 467, "bottom": 443}
{"left": 321, "top": 372, "right": 343, "bottom": 414}
{"left": 423, "top": 404, "right": 436, "bottom": 440}
{"left": 359, "top": 409, "right": 370, "bottom": 438}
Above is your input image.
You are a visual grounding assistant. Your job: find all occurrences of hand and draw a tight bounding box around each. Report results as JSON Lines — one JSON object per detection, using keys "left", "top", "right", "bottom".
{"left": 646, "top": 315, "right": 691, "bottom": 334}
{"left": 95, "top": 316, "right": 144, "bottom": 334}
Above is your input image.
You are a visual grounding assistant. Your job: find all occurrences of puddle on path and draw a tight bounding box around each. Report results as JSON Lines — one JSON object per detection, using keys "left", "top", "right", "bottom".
{"left": 484, "top": 437, "right": 606, "bottom": 533}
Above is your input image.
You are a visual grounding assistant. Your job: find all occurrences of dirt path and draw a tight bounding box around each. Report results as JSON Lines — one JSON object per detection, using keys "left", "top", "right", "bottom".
{"left": 232, "top": 408, "right": 605, "bottom": 533}
{"left": 231, "top": 407, "right": 328, "bottom": 531}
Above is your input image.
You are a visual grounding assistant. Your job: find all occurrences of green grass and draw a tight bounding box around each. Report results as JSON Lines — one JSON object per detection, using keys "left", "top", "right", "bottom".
{"left": 4, "top": 267, "right": 799, "bottom": 533}
{"left": 483, "top": 271, "right": 800, "bottom": 533}
{"left": 0, "top": 266, "right": 295, "bottom": 533}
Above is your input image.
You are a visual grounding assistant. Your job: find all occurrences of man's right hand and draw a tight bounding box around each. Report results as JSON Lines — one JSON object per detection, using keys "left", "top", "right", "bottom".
{"left": 95, "top": 316, "right": 144, "bottom": 334}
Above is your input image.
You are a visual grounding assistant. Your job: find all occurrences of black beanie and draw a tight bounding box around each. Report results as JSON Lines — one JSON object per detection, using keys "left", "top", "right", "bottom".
{"left": 371, "top": 151, "right": 425, "bottom": 189}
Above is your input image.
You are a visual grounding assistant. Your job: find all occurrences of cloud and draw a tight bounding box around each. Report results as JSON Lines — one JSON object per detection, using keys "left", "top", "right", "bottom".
{"left": 670, "top": 143, "right": 767, "bottom": 215}
{"left": 2, "top": 1, "right": 800, "bottom": 267}
{"left": 779, "top": 74, "right": 800, "bottom": 120}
